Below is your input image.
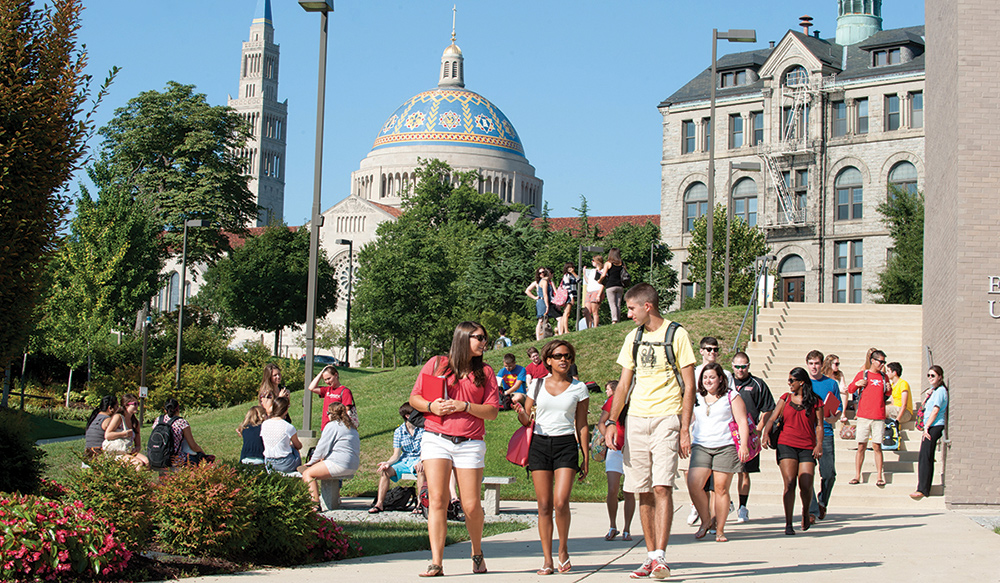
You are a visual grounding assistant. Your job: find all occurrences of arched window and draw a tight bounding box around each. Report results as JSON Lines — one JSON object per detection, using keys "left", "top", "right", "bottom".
{"left": 684, "top": 182, "right": 708, "bottom": 233}
{"left": 731, "top": 178, "right": 758, "bottom": 227}
{"left": 888, "top": 161, "right": 918, "bottom": 196}
{"left": 835, "top": 167, "right": 863, "bottom": 220}
{"left": 779, "top": 254, "right": 806, "bottom": 274}
{"left": 785, "top": 66, "right": 808, "bottom": 87}
{"left": 167, "top": 272, "right": 180, "bottom": 312}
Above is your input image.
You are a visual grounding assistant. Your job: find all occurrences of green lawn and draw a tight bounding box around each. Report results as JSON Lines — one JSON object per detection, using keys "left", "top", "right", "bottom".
{"left": 41, "top": 306, "right": 748, "bottom": 501}
{"left": 27, "top": 414, "right": 88, "bottom": 441}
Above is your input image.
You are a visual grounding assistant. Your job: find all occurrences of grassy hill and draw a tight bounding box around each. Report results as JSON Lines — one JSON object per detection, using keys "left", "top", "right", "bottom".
{"left": 40, "top": 306, "right": 748, "bottom": 502}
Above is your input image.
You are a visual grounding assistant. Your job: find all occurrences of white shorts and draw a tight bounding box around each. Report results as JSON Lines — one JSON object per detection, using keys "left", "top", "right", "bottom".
{"left": 420, "top": 432, "right": 486, "bottom": 469}
{"left": 605, "top": 448, "right": 624, "bottom": 474}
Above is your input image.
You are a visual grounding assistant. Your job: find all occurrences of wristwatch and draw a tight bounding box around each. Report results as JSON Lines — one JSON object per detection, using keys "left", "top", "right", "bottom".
{"left": 604, "top": 419, "right": 617, "bottom": 427}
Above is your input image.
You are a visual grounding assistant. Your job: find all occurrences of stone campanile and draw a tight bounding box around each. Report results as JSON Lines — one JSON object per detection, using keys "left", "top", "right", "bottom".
{"left": 228, "top": 0, "right": 288, "bottom": 226}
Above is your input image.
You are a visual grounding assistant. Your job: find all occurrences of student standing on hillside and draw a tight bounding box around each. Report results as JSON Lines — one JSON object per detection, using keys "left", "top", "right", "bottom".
{"left": 847, "top": 350, "right": 892, "bottom": 487}
{"left": 525, "top": 346, "right": 549, "bottom": 382}
{"left": 308, "top": 365, "right": 358, "bottom": 429}
{"left": 605, "top": 283, "right": 696, "bottom": 580}
{"left": 731, "top": 352, "right": 775, "bottom": 524}
{"left": 805, "top": 350, "right": 842, "bottom": 522}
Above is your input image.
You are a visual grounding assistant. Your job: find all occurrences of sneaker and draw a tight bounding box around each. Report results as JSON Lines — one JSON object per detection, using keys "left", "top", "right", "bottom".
{"left": 686, "top": 505, "right": 700, "bottom": 526}
{"left": 630, "top": 558, "right": 655, "bottom": 579}
{"left": 736, "top": 506, "right": 750, "bottom": 523}
{"left": 729, "top": 501, "right": 735, "bottom": 514}
{"left": 650, "top": 559, "right": 671, "bottom": 580}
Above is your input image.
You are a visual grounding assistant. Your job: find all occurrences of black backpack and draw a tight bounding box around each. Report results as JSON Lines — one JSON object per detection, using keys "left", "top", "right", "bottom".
{"left": 380, "top": 486, "right": 417, "bottom": 511}
{"left": 147, "top": 415, "right": 180, "bottom": 468}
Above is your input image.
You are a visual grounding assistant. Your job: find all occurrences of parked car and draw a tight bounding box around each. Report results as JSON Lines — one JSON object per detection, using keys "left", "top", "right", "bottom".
{"left": 299, "top": 354, "right": 346, "bottom": 367}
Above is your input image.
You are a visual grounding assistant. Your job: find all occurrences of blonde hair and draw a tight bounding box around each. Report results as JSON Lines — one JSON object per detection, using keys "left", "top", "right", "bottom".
{"left": 327, "top": 402, "right": 355, "bottom": 429}
{"left": 239, "top": 405, "right": 268, "bottom": 433}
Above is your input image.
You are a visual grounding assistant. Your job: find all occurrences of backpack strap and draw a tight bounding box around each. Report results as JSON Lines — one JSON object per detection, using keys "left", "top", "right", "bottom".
{"left": 626, "top": 320, "right": 685, "bottom": 405}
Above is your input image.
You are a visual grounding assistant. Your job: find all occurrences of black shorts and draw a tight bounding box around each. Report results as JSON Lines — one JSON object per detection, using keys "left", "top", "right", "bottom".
{"left": 528, "top": 434, "right": 579, "bottom": 472}
{"left": 742, "top": 453, "right": 761, "bottom": 473}
{"left": 776, "top": 444, "right": 816, "bottom": 464}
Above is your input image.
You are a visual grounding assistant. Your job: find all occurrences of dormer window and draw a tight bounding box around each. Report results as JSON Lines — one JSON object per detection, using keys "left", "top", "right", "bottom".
{"left": 784, "top": 66, "right": 808, "bottom": 87}
{"left": 721, "top": 70, "right": 747, "bottom": 88}
{"left": 873, "top": 48, "right": 901, "bottom": 67}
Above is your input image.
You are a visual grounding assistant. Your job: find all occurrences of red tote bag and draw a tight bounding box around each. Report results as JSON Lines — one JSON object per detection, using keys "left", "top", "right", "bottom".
{"left": 506, "top": 421, "right": 533, "bottom": 467}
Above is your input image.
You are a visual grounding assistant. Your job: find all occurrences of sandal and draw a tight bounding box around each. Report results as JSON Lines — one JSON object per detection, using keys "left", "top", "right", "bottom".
{"left": 472, "top": 553, "right": 487, "bottom": 574}
{"left": 716, "top": 533, "right": 728, "bottom": 542}
{"left": 694, "top": 523, "right": 711, "bottom": 540}
{"left": 537, "top": 566, "right": 554, "bottom": 576}
{"left": 622, "top": 530, "right": 632, "bottom": 541}
{"left": 368, "top": 505, "right": 383, "bottom": 514}
{"left": 604, "top": 527, "right": 619, "bottom": 541}
{"left": 419, "top": 564, "right": 443, "bottom": 577}
{"left": 784, "top": 525, "right": 796, "bottom": 536}
{"left": 876, "top": 479, "right": 886, "bottom": 487}
{"left": 848, "top": 478, "right": 861, "bottom": 485}
{"left": 557, "top": 558, "right": 572, "bottom": 573}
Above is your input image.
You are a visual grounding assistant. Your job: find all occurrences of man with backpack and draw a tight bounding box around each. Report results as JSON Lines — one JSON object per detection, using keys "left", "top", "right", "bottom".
{"left": 605, "top": 283, "right": 696, "bottom": 580}
{"left": 847, "top": 349, "right": 892, "bottom": 487}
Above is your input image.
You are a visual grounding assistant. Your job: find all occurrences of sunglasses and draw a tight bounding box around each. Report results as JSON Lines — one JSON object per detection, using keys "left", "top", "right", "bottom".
{"left": 469, "top": 333, "right": 488, "bottom": 342}
{"left": 125, "top": 402, "right": 138, "bottom": 407}
{"left": 927, "top": 373, "right": 937, "bottom": 378}
{"left": 549, "top": 353, "right": 573, "bottom": 361}
{"left": 733, "top": 364, "right": 748, "bottom": 370}
{"left": 872, "top": 358, "right": 885, "bottom": 364}
{"left": 787, "top": 378, "right": 798, "bottom": 384}
{"left": 702, "top": 347, "right": 719, "bottom": 353}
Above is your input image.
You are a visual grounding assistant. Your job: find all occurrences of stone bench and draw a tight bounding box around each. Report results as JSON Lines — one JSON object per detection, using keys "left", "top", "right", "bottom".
{"left": 482, "top": 476, "right": 515, "bottom": 515}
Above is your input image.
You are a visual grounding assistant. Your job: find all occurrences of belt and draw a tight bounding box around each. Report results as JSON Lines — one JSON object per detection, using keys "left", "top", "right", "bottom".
{"left": 427, "top": 431, "right": 473, "bottom": 444}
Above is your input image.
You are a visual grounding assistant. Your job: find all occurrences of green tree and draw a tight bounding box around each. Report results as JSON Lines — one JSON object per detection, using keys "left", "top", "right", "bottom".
{"left": 686, "top": 203, "right": 769, "bottom": 307}
{"left": 91, "top": 81, "right": 257, "bottom": 264}
{"left": 601, "top": 220, "right": 678, "bottom": 309}
{"left": 871, "top": 186, "right": 924, "bottom": 304}
{"left": 198, "top": 225, "right": 338, "bottom": 355}
{"left": 0, "top": 0, "right": 105, "bottom": 380}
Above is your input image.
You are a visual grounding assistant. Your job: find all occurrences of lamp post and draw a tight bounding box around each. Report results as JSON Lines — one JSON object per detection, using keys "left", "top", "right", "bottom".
{"left": 705, "top": 27, "right": 757, "bottom": 309}
{"left": 577, "top": 245, "right": 604, "bottom": 326}
{"left": 334, "top": 239, "right": 353, "bottom": 367}
{"left": 174, "top": 218, "right": 210, "bottom": 390}
{"left": 724, "top": 161, "right": 762, "bottom": 307}
{"left": 299, "top": 0, "right": 334, "bottom": 434}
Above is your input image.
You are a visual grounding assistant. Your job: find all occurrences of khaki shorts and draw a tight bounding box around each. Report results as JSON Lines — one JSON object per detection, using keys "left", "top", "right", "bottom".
{"left": 855, "top": 417, "right": 885, "bottom": 443}
{"left": 885, "top": 405, "right": 912, "bottom": 423}
{"left": 623, "top": 415, "right": 681, "bottom": 493}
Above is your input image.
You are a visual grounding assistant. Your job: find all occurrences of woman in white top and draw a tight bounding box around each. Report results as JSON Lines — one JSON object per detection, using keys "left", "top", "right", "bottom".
{"left": 260, "top": 396, "right": 303, "bottom": 473}
{"left": 687, "top": 362, "right": 751, "bottom": 542}
{"left": 513, "top": 339, "right": 589, "bottom": 575}
{"left": 585, "top": 255, "right": 604, "bottom": 328}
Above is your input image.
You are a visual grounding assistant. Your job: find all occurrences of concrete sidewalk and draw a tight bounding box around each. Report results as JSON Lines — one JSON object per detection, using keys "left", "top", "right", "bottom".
{"left": 175, "top": 498, "right": 999, "bottom": 582}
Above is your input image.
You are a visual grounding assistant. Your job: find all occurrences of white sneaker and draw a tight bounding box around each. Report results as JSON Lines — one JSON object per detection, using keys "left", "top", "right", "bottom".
{"left": 736, "top": 506, "right": 749, "bottom": 523}
{"left": 686, "top": 504, "right": 700, "bottom": 526}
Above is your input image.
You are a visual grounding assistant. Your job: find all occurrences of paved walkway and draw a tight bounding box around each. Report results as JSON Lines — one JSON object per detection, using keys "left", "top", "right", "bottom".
{"left": 176, "top": 498, "right": 999, "bottom": 582}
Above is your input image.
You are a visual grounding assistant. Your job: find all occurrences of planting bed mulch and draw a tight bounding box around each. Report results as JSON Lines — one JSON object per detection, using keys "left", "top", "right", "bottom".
{"left": 105, "top": 552, "right": 250, "bottom": 582}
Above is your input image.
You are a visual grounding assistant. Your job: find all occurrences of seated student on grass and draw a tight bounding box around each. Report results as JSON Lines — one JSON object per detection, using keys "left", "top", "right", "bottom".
{"left": 237, "top": 405, "right": 267, "bottom": 465}
{"left": 301, "top": 403, "right": 361, "bottom": 507}
{"left": 370, "top": 403, "right": 425, "bottom": 514}
{"left": 497, "top": 353, "right": 527, "bottom": 410}
{"left": 151, "top": 398, "right": 214, "bottom": 466}
{"left": 260, "top": 397, "right": 303, "bottom": 473}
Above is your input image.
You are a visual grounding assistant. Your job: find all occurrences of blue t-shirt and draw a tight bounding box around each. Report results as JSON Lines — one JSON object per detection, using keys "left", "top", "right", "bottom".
{"left": 810, "top": 375, "right": 842, "bottom": 437}
{"left": 924, "top": 387, "right": 948, "bottom": 428}
{"left": 498, "top": 364, "right": 527, "bottom": 394}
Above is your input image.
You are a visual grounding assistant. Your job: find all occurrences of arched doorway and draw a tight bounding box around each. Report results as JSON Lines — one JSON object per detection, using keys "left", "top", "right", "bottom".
{"left": 779, "top": 254, "right": 806, "bottom": 302}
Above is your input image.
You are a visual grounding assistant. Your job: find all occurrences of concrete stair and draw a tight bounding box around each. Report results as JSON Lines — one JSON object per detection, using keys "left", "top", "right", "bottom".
{"left": 678, "top": 302, "right": 946, "bottom": 510}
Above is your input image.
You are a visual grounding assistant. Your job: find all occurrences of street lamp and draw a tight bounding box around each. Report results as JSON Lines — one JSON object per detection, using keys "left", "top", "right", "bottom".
{"left": 299, "top": 0, "right": 334, "bottom": 434}
{"left": 577, "top": 245, "right": 604, "bottom": 326}
{"left": 334, "top": 239, "right": 353, "bottom": 367}
{"left": 705, "top": 27, "right": 757, "bottom": 309}
{"left": 174, "top": 219, "right": 210, "bottom": 390}
{"left": 724, "top": 161, "right": 761, "bottom": 307}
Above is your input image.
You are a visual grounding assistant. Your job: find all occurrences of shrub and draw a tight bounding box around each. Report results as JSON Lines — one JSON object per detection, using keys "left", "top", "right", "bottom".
{"left": 152, "top": 463, "right": 253, "bottom": 557}
{"left": 236, "top": 465, "right": 316, "bottom": 564}
{"left": 64, "top": 455, "right": 156, "bottom": 553}
{"left": 0, "top": 409, "right": 46, "bottom": 495}
{"left": 36, "top": 478, "right": 67, "bottom": 500}
{"left": 303, "top": 514, "right": 362, "bottom": 563}
{"left": 0, "top": 495, "right": 132, "bottom": 581}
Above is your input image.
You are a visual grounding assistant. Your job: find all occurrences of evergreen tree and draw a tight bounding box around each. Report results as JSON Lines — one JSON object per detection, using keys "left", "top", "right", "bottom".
{"left": 871, "top": 186, "right": 923, "bottom": 304}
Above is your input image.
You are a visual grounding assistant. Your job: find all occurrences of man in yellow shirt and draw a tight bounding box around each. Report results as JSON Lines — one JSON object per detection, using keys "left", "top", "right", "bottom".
{"left": 885, "top": 362, "right": 913, "bottom": 423}
{"left": 605, "top": 283, "right": 695, "bottom": 580}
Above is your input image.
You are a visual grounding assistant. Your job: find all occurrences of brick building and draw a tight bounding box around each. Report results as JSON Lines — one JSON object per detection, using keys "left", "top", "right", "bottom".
{"left": 658, "top": 1, "right": 924, "bottom": 310}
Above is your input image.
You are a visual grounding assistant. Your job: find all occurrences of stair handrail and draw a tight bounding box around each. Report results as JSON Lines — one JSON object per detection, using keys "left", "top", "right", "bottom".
{"left": 732, "top": 254, "right": 776, "bottom": 352}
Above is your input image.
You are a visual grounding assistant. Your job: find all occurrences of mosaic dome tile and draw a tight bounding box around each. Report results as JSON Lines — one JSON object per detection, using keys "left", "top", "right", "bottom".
{"left": 373, "top": 88, "right": 524, "bottom": 157}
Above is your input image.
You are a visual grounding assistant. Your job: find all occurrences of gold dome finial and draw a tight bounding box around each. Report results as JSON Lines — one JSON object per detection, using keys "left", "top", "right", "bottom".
{"left": 451, "top": 5, "right": 457, "bottom": 43}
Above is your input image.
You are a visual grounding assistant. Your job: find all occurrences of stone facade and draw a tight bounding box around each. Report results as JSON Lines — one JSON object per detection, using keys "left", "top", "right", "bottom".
{"left": 924, "top": 0, "right": 1000, "bottom": 508}
{"left": 659, "top": 14, "right": 924, "bottom": 311}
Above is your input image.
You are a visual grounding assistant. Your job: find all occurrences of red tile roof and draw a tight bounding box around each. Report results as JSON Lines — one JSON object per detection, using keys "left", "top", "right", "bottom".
{"left": 371, "top": 201, "right": 404, "bottom": 218}
{"left": 533, "top": 214, "right": 659, "bottom": 235}
{"left": 223, "top": 225, "right": 299, "bottom": 249}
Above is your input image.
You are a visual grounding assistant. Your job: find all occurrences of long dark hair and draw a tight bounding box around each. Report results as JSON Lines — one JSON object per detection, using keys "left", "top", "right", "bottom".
{"left": 122, "top": 393, "right": 141, "bottom": 433}
{"left": 448, "top": 321, "right": 488, "bottom": 388}
{"left": 697, "top": 362, "right": 728, "bottom": 397}
{"left": 789, "top": 367, "right": 819, "bottom": 410}
{"left": 86, "top": 395, "right": 118, "bottom": 430}
{"left": 163, "top": 398, "right": 181, "bottom": 418}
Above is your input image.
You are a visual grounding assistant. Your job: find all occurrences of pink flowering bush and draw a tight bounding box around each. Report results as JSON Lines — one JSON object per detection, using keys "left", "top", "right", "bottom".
{"left": 35, "top": 478, "right": 67, "bottom": 500}
{"left": 303, "top": 514, "right": 361, "bottom": 563}
{"left": 0, "top": 495, "right": 131, "bottom": 581}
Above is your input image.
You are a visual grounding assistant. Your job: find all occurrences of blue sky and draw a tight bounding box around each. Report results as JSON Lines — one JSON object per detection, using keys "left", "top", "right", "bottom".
{"left": 76, "top": 1, "right": 925, "bottom": 223}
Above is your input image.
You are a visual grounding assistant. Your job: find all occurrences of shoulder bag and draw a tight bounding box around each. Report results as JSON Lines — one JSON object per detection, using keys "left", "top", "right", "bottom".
{"left": 727, "top": 391, "right": 761, "bottom": 459}
{"left": 768, "top": 394, "right": 787, "bottom": 449}
{"left": 506, "top": 380, "right": 542, "bottom": 467}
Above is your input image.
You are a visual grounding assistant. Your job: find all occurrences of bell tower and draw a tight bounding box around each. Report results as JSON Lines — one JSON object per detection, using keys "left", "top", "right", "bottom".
{"left": 836, "top": 0, "right": 883, "bottom": 45}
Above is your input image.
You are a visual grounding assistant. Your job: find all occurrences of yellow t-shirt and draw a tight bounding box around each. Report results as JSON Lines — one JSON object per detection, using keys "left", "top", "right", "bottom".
{"left": 891, "top": 378, "right": 914, "bottom": 413}
{"left": 615, "top": 321, "right": 696, "bottom": 417}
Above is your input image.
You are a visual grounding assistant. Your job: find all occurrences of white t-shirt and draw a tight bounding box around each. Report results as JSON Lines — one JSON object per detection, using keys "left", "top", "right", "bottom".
{"left": 531, "top": 378, "right": 590, "bottom": 437}
{"left": 261, "top": 418, "right": 298, "bottom": 459}
{"left": 692, "top": 390, "right": 737, "bottom": 448}
{"left": 586, "top": 268, "right": 602, "bottom": 292}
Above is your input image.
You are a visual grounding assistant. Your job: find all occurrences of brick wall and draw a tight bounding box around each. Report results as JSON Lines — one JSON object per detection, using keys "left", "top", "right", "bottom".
{"left": 924, "top": 0, "right": 1000, "bottom": 507}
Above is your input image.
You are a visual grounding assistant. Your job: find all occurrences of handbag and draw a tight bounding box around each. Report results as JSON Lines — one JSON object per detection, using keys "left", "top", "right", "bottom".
{"left": 768, "top": 393, "right": 787, "bottom": 449}
{"left": 505, "top": 380, "right": 542, "bottom": 467}
{"left": 102, "top": 437, "right": 132, "bottom": 454}
{"left": 620, "top": 263, "right": 631, "bottom": 287}
{"left": 553, "top": 286, "right": 569, "bottom": 308}
{"left": 839, "top": 422, "right": 856, "bottom": 440}
{"left": 727, "top": 391, "right": 761, "bottom": 459}
{"left": 590, "top": 426, "right": 607, "bottom": 462}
